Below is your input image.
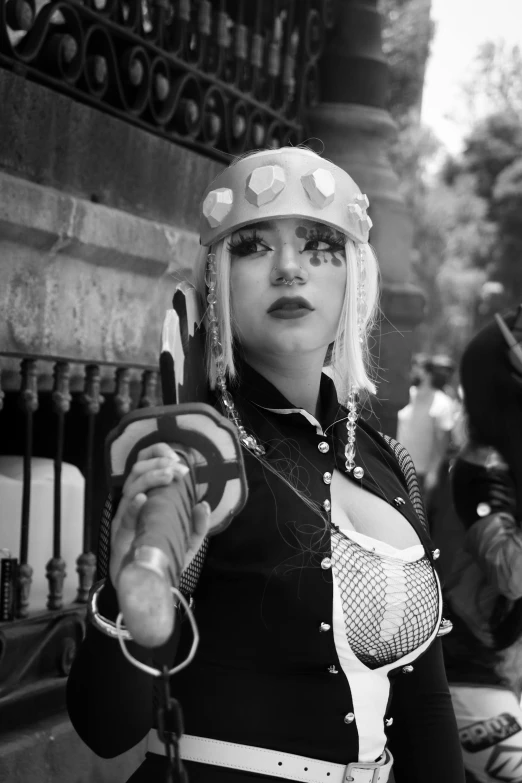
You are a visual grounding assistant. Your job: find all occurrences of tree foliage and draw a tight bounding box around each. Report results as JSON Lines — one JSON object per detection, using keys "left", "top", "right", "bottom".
{"left": 379, "top": 0, "right": 434, "bottom": 121}
{"left": 379, "top": 6, "right": 522, "bottom": 362}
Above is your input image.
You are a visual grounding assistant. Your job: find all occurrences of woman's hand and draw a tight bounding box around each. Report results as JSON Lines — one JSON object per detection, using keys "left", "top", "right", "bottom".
{"left": 109, "top": 442, "right": 210, "bottom": 586}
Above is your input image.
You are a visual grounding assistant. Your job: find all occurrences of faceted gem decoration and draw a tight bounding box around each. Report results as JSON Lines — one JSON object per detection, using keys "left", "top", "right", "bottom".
{"left": 477, "top": 502, "right": 491, "bottom": 517}
{"left": 202, "top": 187, "right": 234, "bottom": 227}
{"left": 348, "top": 194, "right": 372, "bottom": 239}
{"left": 301, "top": 168, "right": 336, "bottom": 208}
{"left": 347, "top": 203, "right": 363, "bottom": 220}
{"left": 359, "top": 214, "right": 373, "bottom": 232}
{"left": 245, "top": 165, "right": 285, "bottom": 206}
{"left": 353, "top": 193, "right": 370, "bottom": 210}
{"left": 353, "top": 466, "right": 364, "bottom": 480}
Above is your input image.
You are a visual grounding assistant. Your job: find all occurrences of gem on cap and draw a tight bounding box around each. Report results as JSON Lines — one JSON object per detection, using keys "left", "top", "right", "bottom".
{"left": 202, "top": 187, "right": 234, "bottom": 228}
{"left": 301, "top": 168, "right": 336, "bottom": 208}
{"left": 354, "top": 193, "right": 370, "bottom": 210}
{"left": 245, "top": 165, "right": 286, "bottom": 207}
{"left": 347, "top": 199, "right": 373, "bottom": 235}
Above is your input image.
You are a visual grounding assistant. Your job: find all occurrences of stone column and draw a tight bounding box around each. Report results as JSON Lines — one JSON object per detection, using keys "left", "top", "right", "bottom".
{"left": 309, "top": 0, "right": 424, "bottom": 436}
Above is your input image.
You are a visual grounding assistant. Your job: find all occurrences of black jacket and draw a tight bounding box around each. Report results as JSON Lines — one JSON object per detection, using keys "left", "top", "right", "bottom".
{"left": 67, "top": 363, "right": 464, "bottom": 783}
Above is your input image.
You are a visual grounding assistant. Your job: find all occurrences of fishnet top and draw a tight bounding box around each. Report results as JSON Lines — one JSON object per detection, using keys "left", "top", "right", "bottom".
{"left": 331, "top": 528, "right": 440, "bottom": 670}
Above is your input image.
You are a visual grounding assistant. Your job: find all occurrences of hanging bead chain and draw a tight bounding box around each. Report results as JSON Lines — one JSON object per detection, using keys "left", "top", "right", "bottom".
{"left": 344, "top": 388, "right": 358, "bottom": 473}
{"left": 344, "top": 244, "right": 366, "bottom": 479}
{"left": 356, "top": 244, "right": 367, "bottom": 346}
{"left": 205, "top": 253, "right": 266, "bottom": 457}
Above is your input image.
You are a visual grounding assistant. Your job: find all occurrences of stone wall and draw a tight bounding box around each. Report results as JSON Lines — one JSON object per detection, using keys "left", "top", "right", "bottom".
{"left": 0, "top": 69, "right": 223, "bottom": 370}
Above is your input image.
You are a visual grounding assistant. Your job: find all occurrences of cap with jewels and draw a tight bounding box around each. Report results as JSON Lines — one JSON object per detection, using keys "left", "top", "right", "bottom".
{"left": 199, "top": 147, "right": 372, "bottom": 248}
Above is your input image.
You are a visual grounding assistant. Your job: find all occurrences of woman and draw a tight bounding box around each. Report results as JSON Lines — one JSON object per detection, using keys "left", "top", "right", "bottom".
{"left": 442, "top": 308, "right": 522, "bottom": 783}
{"left": 67, "top": 147, "right": 465, "bottom": 783}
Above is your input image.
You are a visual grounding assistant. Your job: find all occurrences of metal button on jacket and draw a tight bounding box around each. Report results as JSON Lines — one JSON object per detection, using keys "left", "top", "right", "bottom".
{"left": 319, "top": 622, "right": 331, "bottom": 632}
{"left": 323, "top": 472, "right": 332, "bottom": 485}
{"left": 321, "top": 557, "right": 332, "bottom": 570}
{"left": 323, "top": 499, "right": 331, "bottom": 512}
{"left": 353, "top": 466, "right": 364, "bottom": 480}
{"left": 344, "top": 712, "right": 355, "bottom": 724}
{"left": 318, "top": 441, "right": 330, "bottom": 453}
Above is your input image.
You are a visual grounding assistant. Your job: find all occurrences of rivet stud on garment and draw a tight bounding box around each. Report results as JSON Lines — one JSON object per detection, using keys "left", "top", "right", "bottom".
{"left": 402, "top": 665, "right": 414, "bottom": 674}
{"left": 432, "top": 548, "right": 440, "bottom": 560}
{"left": 393, "top": 497, "right": 405, "bottom": 506}
{"left": 323, "top": 499, "right": 331, "bottom": 512}
{"left": 318, "top": 441, "right": 330, "bottom": 453}
{"left": 353, "top": 466, "right": 364, "bottom": 480}
{"left": 437, "top": 617, "right": 453, "bottom": 637}
{"left": 323, "top": 472, "right": 332, "bottom": 485}
{"left": 344, "top": 713, "right": 355, "bottom": 724}
{"left": 477, "top": 502, "right": 491, "bottom": 517}
{"left": 319, "top": 622, "right": 331, "bottom": 632}
{"left": 321, "top": 557, "right": 332, "bottom": 570}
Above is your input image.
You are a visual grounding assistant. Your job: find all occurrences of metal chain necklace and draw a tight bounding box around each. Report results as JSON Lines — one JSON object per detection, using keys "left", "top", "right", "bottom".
{"left": 205, "top": 253, "right": 266, "bottom": 457}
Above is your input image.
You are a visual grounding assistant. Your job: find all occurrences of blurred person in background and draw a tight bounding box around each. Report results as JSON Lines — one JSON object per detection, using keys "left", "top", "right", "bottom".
{"left": 442, "top": 307, "right": 522, "bottom": 783}
{"left": 397, "top": 355, "right": 456, "bottom": 502}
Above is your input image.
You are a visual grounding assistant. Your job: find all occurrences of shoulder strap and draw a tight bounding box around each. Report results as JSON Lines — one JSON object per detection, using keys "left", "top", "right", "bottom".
{"left": 381, "top": 434, "right": 429, "bottom": 533}
{"left": 97, "top": 494, "right": 209, "bottom": 597}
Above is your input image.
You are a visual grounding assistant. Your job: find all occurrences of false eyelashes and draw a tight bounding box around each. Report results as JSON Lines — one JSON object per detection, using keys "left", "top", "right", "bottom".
{"left": 226, "top": 227, "right": 346, "bottom": 257}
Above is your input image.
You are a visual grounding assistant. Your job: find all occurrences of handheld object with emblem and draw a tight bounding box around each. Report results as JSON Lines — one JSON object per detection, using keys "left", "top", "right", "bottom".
{"left": 105, "top": 282, "right": 248, "bottom": 649}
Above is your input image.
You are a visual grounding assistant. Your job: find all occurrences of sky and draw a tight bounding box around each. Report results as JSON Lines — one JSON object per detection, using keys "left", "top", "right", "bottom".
{"left": 421, "top": 0, "right": 522, "bottom": 155}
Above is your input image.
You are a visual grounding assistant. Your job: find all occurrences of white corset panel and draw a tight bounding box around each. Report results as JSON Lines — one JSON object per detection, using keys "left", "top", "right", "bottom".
{"left": 330, "top": 527, "right": 442, "bottom": 763}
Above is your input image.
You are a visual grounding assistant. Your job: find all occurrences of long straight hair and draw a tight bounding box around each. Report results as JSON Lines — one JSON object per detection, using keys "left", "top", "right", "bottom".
{"left": 194, "top": 237, "right": 380, "bottom": 404}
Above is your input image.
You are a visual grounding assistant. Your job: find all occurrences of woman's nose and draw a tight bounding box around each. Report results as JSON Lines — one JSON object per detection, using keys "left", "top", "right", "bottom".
{"left": 270, "top": 244, "right": 308, "bottom": 286}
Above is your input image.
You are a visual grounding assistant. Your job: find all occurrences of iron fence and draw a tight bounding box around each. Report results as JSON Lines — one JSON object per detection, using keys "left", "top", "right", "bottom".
{"left": 0, "top": 0, "right": 336, "bottom": 160}
{"left": 0, "top": 351, "right": 159, "bottom": 725}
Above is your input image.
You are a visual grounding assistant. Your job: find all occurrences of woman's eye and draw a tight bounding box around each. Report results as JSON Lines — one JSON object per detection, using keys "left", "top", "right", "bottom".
{"left": 306, "top": 239, "right": 332, "bottom": 252}
{"left": 227, "top": 236, "right": 269, "bottom": 256}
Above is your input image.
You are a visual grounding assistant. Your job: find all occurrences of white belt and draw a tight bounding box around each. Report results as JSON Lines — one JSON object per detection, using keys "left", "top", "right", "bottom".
{"left": 147, "top": 729, "right": 393, "bottom": 783}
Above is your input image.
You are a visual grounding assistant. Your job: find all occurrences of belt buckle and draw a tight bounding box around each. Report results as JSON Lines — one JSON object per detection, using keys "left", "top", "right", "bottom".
{"left": 344, "top": 760, "right": 382, "bottom": 783}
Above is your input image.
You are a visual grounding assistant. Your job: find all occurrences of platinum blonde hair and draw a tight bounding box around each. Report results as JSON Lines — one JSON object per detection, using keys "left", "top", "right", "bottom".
{"left": 194, "top": 237, "right": 380, "bottom": 404}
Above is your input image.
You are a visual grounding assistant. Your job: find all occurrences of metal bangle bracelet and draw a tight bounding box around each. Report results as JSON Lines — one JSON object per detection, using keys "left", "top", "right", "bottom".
{"left": 87, "top": 578, "right": 133, "bottom": 641}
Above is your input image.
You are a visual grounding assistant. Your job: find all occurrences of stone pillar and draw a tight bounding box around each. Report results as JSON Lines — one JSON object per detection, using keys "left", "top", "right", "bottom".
{"left": 309, "top": 0, "right": 424, "bottom": 436}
